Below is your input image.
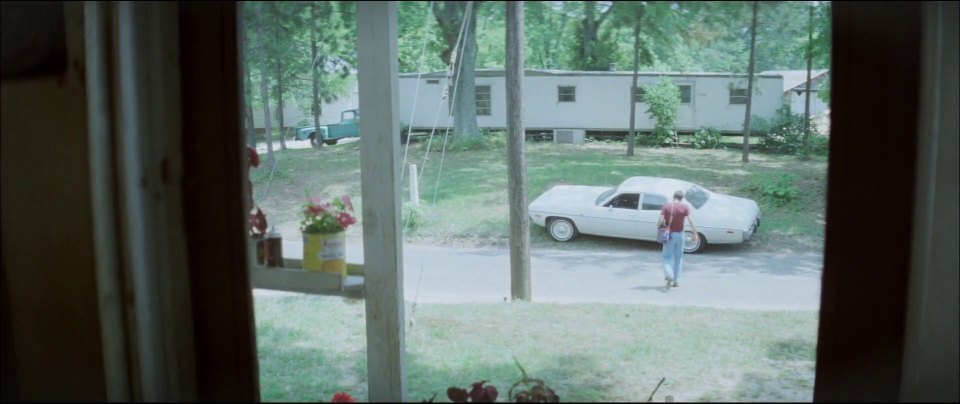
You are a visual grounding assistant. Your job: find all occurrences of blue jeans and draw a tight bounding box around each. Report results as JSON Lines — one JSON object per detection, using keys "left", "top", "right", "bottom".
{"left": 662, "top": 231, "right": 685, "bottom": 284}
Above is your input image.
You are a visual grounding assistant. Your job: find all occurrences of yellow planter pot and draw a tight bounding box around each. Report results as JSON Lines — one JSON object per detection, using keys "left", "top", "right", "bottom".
{"left": 302, "top": 231, "right": 346, "bottom": 276}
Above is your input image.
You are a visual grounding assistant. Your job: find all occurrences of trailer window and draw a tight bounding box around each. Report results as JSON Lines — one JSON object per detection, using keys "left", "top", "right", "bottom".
{"left": 729, "top": 88, "right": 748, "bottom": 104}
{"left": 476, "top": 85, "right": 491, "bottom": 116}
{"left": 632, "top": 86, "right": 646, "bottom": 103}
{"left": 558, "top": 86, "right": 576, "bottom": 102}
{"left": 680, "top": 85, "right": 692, "bottom": 103}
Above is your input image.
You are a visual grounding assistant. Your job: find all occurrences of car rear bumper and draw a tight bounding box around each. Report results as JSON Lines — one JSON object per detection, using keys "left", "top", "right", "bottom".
{"left": 743, "top": 217, "right": 760, "bottom": 241}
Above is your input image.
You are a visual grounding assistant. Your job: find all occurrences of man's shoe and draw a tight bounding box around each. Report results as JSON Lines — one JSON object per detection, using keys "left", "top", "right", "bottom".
{"left": 665, "top": 278, "right": 673, "bottom": 292}
{"left": 672, "top": 281, "right": 679, "bottom": 288}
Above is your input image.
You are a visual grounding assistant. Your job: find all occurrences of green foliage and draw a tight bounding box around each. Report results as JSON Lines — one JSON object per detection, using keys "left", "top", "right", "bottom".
{"left": 398, "top": 1, "right": 448, "bottom": 73}
{"left": 747, "top": 172, "right": 799, "bottom": 207}
{"left": 402, "top": 204, "right": 425, "bottom": 233}
{"left": 691, "top": 127, "right": 724, "bottom": 150}
{"left": 752, "top": 107, "right": 828, "bottom": 156}
{"left": 642, "top": 78, "right": 681, "bottom": 146}
{"left": 448, "top": 130, "right": 507, "bottom": 152}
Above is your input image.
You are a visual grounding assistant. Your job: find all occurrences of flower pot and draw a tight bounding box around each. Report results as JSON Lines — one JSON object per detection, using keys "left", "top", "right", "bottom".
{"left": 302, "top": 231, "right": 346, "bottom": 276}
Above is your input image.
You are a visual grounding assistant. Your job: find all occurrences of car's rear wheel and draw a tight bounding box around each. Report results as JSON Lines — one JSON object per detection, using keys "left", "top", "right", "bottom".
{"left": 324, "top": 138, "right": 338, "bottom": 145}
{"left": 683, "top": 231, "right": 706, "bottom": 254}
{"left": 548, "top": 218, "right": 579, "bottom": 242}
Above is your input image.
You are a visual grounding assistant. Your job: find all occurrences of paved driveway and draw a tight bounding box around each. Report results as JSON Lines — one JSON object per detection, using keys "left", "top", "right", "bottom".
{"left": 255, "top": 240, "right": 823, "bottom": 311}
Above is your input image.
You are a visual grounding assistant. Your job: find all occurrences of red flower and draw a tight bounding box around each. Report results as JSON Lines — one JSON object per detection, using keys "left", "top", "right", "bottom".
{"left": 307, "top": 204, "right": 325, "bottom": 216}
{"left": 250, "top": 207, "right": 267, "bottom": 235}
{"left": 331, "top": 392, "right": 355, "bottom": 403}
{"left": 246, "top": 146, "right": 260, "bottom": 168}
{"left": 336, "top": 211, "right": 356, "bottom": 228}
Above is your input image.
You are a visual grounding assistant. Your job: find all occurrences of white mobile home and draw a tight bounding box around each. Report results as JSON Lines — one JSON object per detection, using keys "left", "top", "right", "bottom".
{"left": 398, "top": 69, "right": 785, "bottom": 135}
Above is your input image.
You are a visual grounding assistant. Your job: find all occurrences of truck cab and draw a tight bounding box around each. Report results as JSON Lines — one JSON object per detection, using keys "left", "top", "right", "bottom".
{"left": 295, "top": 109, "right": 360, "bottom": 146}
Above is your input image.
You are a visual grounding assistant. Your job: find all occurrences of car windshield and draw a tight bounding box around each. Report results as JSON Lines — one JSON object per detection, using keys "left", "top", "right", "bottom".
{"left": 685, "top": 184, "right": 711, "bottom": 209}
{"left": 595, "top": 188, "right": 616, "bottom": 206}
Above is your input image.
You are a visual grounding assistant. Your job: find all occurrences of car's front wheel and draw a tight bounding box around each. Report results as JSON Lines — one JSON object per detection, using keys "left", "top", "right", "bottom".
{"left": 547, "top": 218, "right": 579, "bottom": 242}
{"left": 683, "top": 231, "right": 706, "bottom": 254}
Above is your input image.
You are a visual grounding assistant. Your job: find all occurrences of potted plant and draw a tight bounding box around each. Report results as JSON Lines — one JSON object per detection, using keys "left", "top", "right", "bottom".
{"left": 300, "top": 194, "right": 356, "bottom": 275}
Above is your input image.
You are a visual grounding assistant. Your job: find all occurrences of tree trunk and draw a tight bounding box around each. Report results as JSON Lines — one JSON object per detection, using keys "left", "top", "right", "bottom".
{"left": 741, "top": 1, "right": 759, "bottom": 163}
{"left": 627, "top": 4, "right": 644, "bottom": 157}
{"left": 454, "top": 4, "right": 478, "bottom": 139}
{"left": 583, "top": 1, "right": 596, "bottom": 65}
{"left": 580, "top": 1, "right": 615, "bottom": 70}
{"left": 311, "top": 1, "right": 322, "bottom": 149}
{"left": 276, "top": 57, "right": 287, "bottom": 150}
{"left": 242, "top": 26, "right": 256, "bottom": 148}
{"left": 802, "top": 2, "right": 814, "bottom": 160}
{"left": 244, "top": 65, "right": 256, "bottom": 148}
{"left": 255, "top": 3, "right": 275, "bottom": 168}
{"left": 506, "top": 0, "right": 530, "bottom": 301}
{"left": 434, "top": 1, "right": 479, "bottom": 140}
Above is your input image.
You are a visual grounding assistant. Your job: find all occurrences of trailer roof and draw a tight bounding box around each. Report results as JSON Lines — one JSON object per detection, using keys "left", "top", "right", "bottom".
{"left": 400, "top": 68, "right": 784, "bottom": 79}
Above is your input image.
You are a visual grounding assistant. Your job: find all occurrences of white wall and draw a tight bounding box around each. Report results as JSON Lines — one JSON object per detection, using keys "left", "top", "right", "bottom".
{"left": 787, "top": 91, "right": 829, "bottom": 118}
{"left": 398, "top": 72, "right": 784, "bottom": 133}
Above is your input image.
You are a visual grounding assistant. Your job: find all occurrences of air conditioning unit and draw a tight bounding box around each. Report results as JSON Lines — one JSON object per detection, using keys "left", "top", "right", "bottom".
{"left": 553, "top": 129, "right": 586, "bottom": 145}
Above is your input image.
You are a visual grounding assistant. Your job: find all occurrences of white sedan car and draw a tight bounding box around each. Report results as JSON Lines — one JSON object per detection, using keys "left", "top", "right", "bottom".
{"left": 528, "top": 176, "right": 761, "bottom": 253}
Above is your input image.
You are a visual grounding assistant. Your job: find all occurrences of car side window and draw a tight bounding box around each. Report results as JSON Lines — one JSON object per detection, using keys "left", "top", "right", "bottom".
{"left": 605, "top": 193, "right": 639, "bottom": 210}
{"left": 641, "top": 193, "right": 668, "bottom": 210}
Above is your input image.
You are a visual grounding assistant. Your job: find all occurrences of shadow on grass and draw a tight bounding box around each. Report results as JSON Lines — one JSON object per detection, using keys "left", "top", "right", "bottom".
{"left": 257, "top": 321, "right": 363, "bottom": 402}
{"left": 718, "top": 338, "right": 817, "bottom": 402}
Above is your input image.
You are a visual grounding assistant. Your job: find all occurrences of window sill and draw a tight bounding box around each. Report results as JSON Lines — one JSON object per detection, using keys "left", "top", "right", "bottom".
{"left": 250, "top": 258, "right": 364, "bottom": 299}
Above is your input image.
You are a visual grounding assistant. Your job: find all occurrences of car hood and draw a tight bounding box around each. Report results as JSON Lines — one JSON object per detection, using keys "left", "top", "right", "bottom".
{"left": 529, "top": 185, "right": 611, "bottom": 213}
{"left": 696, "top": 193, "right": 761, "bottom": 230}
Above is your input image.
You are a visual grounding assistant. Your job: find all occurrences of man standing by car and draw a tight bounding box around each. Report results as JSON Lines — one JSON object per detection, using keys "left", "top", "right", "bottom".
{"left": 658, "top": 190, "right": 699, "bottom": 292}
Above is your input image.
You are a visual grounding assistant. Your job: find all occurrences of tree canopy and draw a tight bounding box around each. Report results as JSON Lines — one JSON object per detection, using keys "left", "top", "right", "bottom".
{"left": 241, "top": 1, "right": 832, "bottom": 138}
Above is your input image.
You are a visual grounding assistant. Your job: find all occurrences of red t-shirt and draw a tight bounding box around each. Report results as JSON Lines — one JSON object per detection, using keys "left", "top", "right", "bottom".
{"left": 660, "top": 201, "right": 689, "bottom": 232}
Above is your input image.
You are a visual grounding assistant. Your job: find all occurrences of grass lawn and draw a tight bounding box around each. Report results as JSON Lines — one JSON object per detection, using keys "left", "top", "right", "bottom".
{"left": 255, "top": 295, "right": 818, "bottom": 402}
{"left": 251, "top": 138, "right": 827, "bottom": 253}
{"left": 250, "top": 138, "right": 824, "bottom": 401}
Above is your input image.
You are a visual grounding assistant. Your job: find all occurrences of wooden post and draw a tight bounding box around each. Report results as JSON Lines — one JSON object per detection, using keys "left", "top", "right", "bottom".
{"left": 84, "top": 2, "right": 131, "bottom": 400}
{"left": 116, "top": 2, "right": 197, "bottom": 400}
{"left": 357, "top": 2, "right": 406, "bottom": 401}
{"left": 506, "top": 1, "right": 531, "bottom": 301}
{"left": 410, "top": 164, "right": 419, "bottom": 207}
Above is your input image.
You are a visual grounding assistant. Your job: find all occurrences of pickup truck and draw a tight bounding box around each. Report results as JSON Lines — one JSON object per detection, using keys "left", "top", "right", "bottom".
{"left": 295, "top": 109, "right": 360, "bottom": 146}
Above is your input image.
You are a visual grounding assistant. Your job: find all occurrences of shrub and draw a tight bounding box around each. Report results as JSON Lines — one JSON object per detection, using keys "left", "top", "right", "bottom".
{"left": 747, "top": 172, "right": 799, "bottom": 207}
{"left": 448, "top": 129, "right": 507, "bottom": 152}
{"left": 642, "top": 78, "right": 681, "bottom": 147}
{"left": 756, "top": 106, "right": 828, "bottom": 156}
{"left": 691, "top": 126, "right": 723, "bottom": 149}
{"left": 402, "top": 204, "right": 425, "bottom": 232}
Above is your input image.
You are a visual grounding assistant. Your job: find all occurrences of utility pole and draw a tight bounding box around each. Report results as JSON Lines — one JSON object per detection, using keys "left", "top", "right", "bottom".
{"left": 506, "top": 0, "right": 530, "bottom": 301}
